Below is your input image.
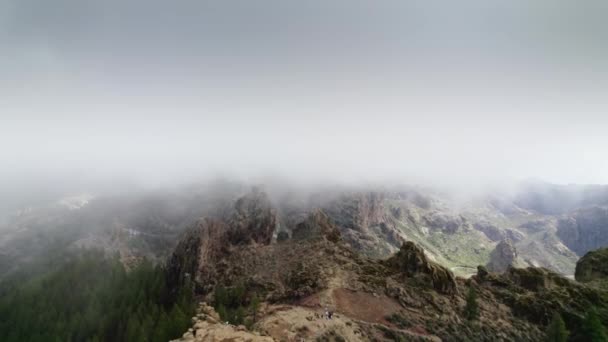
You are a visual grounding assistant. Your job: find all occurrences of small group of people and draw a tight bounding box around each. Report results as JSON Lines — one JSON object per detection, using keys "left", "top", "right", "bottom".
{"left": 324, "top": 307, "right": 333, "bottom": 320}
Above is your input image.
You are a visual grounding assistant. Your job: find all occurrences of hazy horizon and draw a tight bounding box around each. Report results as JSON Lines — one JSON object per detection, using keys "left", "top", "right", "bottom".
{"left": 2, "top": 0, "right": 608, "bottom": 191}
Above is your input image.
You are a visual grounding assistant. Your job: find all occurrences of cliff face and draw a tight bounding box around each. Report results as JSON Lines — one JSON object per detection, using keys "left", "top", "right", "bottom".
{"left": 557, "top": 206, "right": 608, "bottom": 256}
{"left": 321, "top": 192, "right": 404, "bottom": 258}
{"left": 166, "top": 190, "right": 278, "bottom": 294}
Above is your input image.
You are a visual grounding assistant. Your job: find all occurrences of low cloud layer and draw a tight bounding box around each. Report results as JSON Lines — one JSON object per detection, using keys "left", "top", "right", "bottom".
{"left": 2, "top": 0, "right": 608, "bottom": 190}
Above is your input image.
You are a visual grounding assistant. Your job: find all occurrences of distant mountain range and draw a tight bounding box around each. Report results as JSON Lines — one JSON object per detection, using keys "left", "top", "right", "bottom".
{"left": 2, "top": 180, "right": 608, "bottom": 279}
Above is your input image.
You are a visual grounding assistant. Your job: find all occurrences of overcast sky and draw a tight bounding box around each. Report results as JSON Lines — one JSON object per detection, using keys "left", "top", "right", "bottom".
{"left": 1, "top": 0, "right": 608, "bottom": 190}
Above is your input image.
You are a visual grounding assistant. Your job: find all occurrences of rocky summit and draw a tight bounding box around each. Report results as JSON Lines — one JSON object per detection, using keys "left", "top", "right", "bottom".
{"left": 385, "top": 241, "right": 458, "bottom": 295}
{"left": 165, "top": 188, "right": 608, "bottom": 341}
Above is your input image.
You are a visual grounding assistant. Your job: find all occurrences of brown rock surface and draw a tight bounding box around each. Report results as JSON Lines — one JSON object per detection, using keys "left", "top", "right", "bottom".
{"left": 386, "top": 241, "right": 458, "bottom": 295}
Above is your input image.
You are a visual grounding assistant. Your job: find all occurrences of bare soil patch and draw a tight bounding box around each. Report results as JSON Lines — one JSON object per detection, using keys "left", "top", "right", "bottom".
{"left": 332, "top": 288, "right": 401, "bottom": 324}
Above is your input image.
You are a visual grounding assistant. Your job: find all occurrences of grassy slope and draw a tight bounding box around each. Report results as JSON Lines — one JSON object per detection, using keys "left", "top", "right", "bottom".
{"left": 385, "top": 198, "right": 578, "bottom": 277}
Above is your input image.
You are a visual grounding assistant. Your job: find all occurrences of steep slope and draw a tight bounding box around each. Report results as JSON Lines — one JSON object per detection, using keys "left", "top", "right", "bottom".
{"left": 310, "top": 188, "right": 585, "bottom": 276}
{"left": 474, "top": 265, "right": 608, "bottom": 341}
{"left": 316, "top": 190, "right": 496, "bottom": 276}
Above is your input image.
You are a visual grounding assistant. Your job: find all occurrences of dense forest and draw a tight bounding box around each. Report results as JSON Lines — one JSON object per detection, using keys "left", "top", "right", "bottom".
{"left": 0, "top": 249, "right": 194, "bottom": 342}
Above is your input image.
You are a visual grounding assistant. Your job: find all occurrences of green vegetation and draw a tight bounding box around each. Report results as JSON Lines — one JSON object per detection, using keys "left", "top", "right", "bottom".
{"left": 386, "top": 313, "right": 412, "bottom": 329}
{"left": 375, "top": 325, "right": 407, "bottom": 342}
{"left": 389, "top": 208, "right": 492, "bottom": 275}
{"left": 0, "top": 249, "right": 194, "bottom": 342}
{"left": 213, "top": 283, "right": 260, "bottom": 327}
{"left": 546, "top": 312, "right": 568, "bottom": 342}
{"left": 464, "top": 287, "right": 480, "bottom": 321}
{"left": 578, "top": 308, "right": 608, "bottom": 342}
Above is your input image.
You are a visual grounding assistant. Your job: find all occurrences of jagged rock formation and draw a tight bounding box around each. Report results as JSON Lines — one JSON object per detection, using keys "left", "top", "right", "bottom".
{"left": 290, "top": 210, "right": 340, "bottom": 243}
{"left": 226, "top": 188, "right": 277, "bottom": 245}
{"left": 486, "top": 240, "right": 519, "bottom": 273}
{"left": 575, "top": 247, "right": 608, "bottom": 283}
{"left": 166, "top": 189, "right": 278, "bottom": 294}
{"left": 167, "top": 189, "right": 608, "bottom": 341}
{"left": 322, "top": 191, "right": 403, "bottom": 258}
{"left": 385, "top": 241, "right": 457, "bottom": 295}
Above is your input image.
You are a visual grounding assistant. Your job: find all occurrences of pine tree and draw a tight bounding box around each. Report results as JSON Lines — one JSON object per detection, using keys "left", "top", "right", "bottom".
{"left": 151, "top": 312, "right": 171, "bottom": 342}
{"left": 217, "top": 304, "right": 228, "bottom": 322}
{"left": 125, "top": 316, "right": 142, "bottom": 342}
{"left": 546, "top": 312, "right": 569, "bottom": 342}
{"left": 250, "top": 294, "right": 261, "bottom": 322}
{"left": 234, "top": 306, "right": 245, "bottom": 325}
{"left": 580, "top": 308, "right": 608, "bottom": 342}
{"left": 464, "top": 287, "right": 479, "bottom": 321}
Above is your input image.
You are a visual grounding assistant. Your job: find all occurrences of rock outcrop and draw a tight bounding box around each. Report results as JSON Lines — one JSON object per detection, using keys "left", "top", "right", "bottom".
{"left": 474, "top": 221, "right": 524, "bottom": 242}
{"left": 225, "top": 188, "right": 277, "bottom": 246}
{"left": 321, "top": 192, "right": 402, "bottom": 258}
{"left": 486, "top": 240, "right": 518, "bottom": 273}
{"left": 166, "top": 189, "right": 278, "bottom": 294}
{"left": 385, "top": 241, "right": 457, "bottom": 295}
{"left": 290, "top": 210, "right": 340, "bottom": 242}
{"left": 171, "top": 302, "right": 274, "bottom": 342}
{"left": 422, "top": 211, "right": 470, "bottom": 234}
{"left": 575, "top": 247, "right": 608, "bottom": 283}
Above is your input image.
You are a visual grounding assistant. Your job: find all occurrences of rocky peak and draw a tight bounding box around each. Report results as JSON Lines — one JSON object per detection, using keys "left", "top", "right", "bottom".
{"left": 324, "top": 191, "right": 387, "bottom": 233}
{"left": 291, "top": 210, "right": 341, "bottom": 243}
{"left": 226, "top": 189, "right": 277, "bottom": 245}
{"left": 486, "top": 239, "right": 518, "bottom": 273}
{"left": 321, "top": 191, "right": 405, "bottom": 258}
{"left": 386, "top": 241, "right": 457, "bottom": 295}
{"left": 575, "top": 247, "right": 608, "bottom": 283}
{"left": 167, "top": 189, "right": 278, "bottom": 293}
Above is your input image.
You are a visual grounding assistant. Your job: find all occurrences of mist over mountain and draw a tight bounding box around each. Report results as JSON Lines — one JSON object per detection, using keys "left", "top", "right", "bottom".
{"left": 2, "top": 0, "right": 608, "bottom": 341}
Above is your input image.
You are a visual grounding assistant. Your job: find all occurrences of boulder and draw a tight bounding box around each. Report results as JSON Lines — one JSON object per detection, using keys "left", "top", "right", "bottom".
{"left": 487, "top": 240, "right": 518, "bottom": 273}
{"left": 386, "top": 241, "right": 457, "bottom": 295}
